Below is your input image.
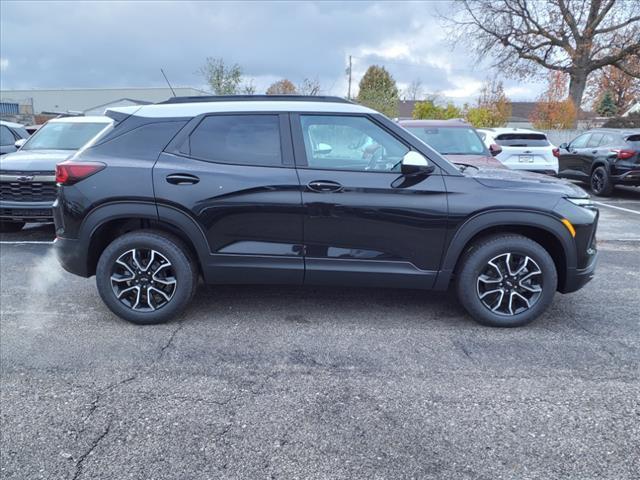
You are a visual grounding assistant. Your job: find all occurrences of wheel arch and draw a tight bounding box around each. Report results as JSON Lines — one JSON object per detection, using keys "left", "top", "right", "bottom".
{"left": 79, "top": 201, "right": 209, "bottom": 276}
{"left": 435, "top": 210, "right": 576, "bottom": 292}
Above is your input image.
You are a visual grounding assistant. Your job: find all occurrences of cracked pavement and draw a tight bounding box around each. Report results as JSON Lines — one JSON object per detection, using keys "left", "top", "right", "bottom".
{"left": 1, "top": 189, "right": 639, "bottom": 479}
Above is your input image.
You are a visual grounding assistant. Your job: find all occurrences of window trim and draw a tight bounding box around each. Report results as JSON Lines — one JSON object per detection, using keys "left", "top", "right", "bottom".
{"left": 170, "top": 111, "right": 294, "bottom": 168}
{"left": 586, "top": 133, "right": 603, "bottom": 148}
{"left": 569, "top": 133, "right": 591, "bottom": 149}
{"left": 290, "top": 112, "right": 413, "bottom": 173}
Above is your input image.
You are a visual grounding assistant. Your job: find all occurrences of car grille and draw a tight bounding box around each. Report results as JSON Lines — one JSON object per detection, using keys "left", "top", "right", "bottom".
{"left": 0, "top": 171, "right": 57, "bottom": 202}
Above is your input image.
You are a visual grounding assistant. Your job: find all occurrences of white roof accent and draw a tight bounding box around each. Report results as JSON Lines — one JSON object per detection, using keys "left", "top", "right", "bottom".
{"left": 108, "top": 101, "right": 376, "bottom": 118}
{"left": 47, "top": 115, "right": 113, "bottom": 124}
{"left": 0, "top": 120, "right": 25, "bottom": 128}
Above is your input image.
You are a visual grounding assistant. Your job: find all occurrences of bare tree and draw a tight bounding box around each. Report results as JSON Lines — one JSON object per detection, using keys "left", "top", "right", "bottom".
{"left": 404, "top": 79, "right": 424, "bottom": 101}
{"left": 298, "top": 77, "right": 321, "bottom": 95}
{"left": 442, "top": 0, "right": 640, "bottom": 108}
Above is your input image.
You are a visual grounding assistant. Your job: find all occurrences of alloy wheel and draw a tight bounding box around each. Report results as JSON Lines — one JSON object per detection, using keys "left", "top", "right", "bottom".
{"left": 110, "top": 248, "right": 177, "bottom": 311}
{"left": 591, "top": 170, "right": 605, "bottom": 193}
{"left": 476, "top": 253, "right": 543, "bottom": 316}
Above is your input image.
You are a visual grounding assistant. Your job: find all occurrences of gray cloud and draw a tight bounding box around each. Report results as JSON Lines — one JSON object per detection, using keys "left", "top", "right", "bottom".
{"left": 0, "top": 1, "right": 544, "bottom": 100}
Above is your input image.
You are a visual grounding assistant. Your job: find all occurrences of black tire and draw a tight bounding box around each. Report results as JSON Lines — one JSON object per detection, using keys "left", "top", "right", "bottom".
{"left": 96, "top": 230, "right": 198, "bottom": 325}
{"left": 590, "top": 166, "right": 614, "bottom": 196}
{"left": 456, "top": 234, "right": 557, "bottom": 327}
{"left": 0, "top": 221, "right": 25, "bottom": 233}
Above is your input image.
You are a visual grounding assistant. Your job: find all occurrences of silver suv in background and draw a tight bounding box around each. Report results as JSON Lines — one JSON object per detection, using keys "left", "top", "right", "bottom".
{"left": 0, "top": 116, "right": 112, "bottom": 232}
{"left": 0, "top": 120, "right": 30, "bottom": 156}
{"left": 478, "top": 128, "right": 558, "bottom": 175}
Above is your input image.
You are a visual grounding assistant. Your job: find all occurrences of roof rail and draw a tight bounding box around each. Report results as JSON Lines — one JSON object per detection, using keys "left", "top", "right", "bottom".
{"left": 158, "top": 95, "right": 354, "bottom": 105}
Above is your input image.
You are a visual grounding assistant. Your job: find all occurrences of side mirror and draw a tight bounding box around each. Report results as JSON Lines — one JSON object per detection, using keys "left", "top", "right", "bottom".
{"left": 559, "top": 143, "right": 568, "bottom": 150}
{"left": 489, "top": 144, "right": 502, "bottom": 157}
{"left": 14, "top": 138, "right": 27, "bottom": 149}
{"left": 314, "top": 143, "right": 332, "bottom": 155}
{"left": 401, "top": 151, "right": 434, "bottom": 176}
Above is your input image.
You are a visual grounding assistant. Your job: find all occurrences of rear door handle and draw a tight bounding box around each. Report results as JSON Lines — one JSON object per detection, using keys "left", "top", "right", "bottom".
{"left": 166, "top": 173, "right": 200, "bottom": 185}
{"left": 307, "top": 180, "right": 343, "bottom": 192}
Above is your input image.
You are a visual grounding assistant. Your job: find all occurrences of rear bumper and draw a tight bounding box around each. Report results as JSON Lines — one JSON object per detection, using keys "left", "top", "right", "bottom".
{"left": 561, "top": 250, "right": 598, "bottom": 294}
{"left": 611, "top": 169, "right": 640, "bottom": 186}
{"left": 54, "top": 236, "right": 90, "bottom": 277}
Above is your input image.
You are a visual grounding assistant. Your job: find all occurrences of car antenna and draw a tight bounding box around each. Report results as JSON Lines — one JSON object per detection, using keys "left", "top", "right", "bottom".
{"left": 161, "top": 68, "right": 177, "bottom": 97}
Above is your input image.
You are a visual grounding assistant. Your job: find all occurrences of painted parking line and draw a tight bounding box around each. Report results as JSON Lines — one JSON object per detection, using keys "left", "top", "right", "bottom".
{"left": 0, "top": 241, "right": 54, "bottom": 245}
{"left": 593, "top": 201, "right": 640, "bottom": 215}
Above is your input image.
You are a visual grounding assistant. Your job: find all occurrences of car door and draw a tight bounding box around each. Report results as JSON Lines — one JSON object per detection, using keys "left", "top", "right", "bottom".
{"left": 559, "top": 133, "right": 591, "bottom": 179}
{"left": 291, "top": 113, "right": 448, "bottom": 289}
{"left": 584, "top": 133, "right": 603, "bottom": 173}
{"left": 154, "top": 112, "right": 304, "bottom": 284}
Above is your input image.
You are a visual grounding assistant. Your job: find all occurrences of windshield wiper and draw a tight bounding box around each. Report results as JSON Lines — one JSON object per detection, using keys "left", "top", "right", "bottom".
{"left": 453, "top": 162, "right": 479, "bottom": 173}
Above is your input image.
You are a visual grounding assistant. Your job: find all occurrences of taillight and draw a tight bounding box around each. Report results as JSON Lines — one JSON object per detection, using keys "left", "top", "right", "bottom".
{"left": 611, "top": 149, "right": 635, "bottom": 160}
{"left": 552, "top": 147, "right": 560, "bottom": 158}
{"left": 56, "top": 161, "right": 106, "bottom": 185}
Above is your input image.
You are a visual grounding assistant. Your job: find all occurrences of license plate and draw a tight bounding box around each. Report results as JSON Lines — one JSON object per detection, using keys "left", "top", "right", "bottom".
{"left": 519, "top": 155, "right": 534, "bottom": 163}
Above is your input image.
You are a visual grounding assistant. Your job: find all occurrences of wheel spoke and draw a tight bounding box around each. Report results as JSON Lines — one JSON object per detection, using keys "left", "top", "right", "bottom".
{"left": 478, "top": 274, "right": 501, "bottom": 285}
{"left": 131, "top": 249, "right": 145, "bottom": 271}
{"left": 480, "top": 288, "right": 503, "bottom": 299}
{"left": 491, "top": 289, "right": 505, "bottom": 312}
{"left": 111, "top": 273, "right": 134, "bottom": 283}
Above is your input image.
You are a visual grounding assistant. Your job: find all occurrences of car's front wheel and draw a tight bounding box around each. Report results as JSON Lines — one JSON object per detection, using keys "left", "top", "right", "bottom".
{"left": 456, "top": 234, "right": 557, "bottom": 327}
{"left": 96, "top": 230, "right": 198, "bottom": 324}
{"left": 0, "top": 221, "right": 25, "bottom": 233}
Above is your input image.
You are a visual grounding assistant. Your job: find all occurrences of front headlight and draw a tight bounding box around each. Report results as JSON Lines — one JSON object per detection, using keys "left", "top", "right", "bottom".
{"left": 567, "top": 197, "right": 595, "bottom": 208}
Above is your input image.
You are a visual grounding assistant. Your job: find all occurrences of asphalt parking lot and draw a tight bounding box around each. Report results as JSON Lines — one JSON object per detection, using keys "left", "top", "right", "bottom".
{"left": 1, "top": 187, "right": 639, "bottom": 480}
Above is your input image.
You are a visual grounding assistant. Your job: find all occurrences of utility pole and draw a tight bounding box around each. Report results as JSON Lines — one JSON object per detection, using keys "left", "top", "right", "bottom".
{"left": 347, "top": 55, "right": 352, "bottom": 100}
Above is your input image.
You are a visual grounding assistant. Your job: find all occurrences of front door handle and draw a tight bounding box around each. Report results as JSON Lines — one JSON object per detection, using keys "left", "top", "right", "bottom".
{"left": 307, "top": 180, "right": 343, "bottom": 192}
{"left": 166, "top": 173, "right": 200, "bottom": 185}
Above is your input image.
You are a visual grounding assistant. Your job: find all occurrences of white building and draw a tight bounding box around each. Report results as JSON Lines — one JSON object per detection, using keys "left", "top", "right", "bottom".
{"left": 623, "top": 102, "right": 639, "bottom": 116}
{"left": 0, "top": 87, "right": 210, "bottom": 115}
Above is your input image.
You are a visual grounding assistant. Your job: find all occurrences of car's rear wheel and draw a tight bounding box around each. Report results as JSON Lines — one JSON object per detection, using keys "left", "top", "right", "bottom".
{"left": 0, "top": 221, "right": 25, "bottom": 233}
{"left": 590, "top": 166, "right": 613, "bottom": 196}
{"left": 96, "top": 230, "right": 198, "bottom": 324}
{"left": 456, "top": 234, "right": 557, "bottom": 327}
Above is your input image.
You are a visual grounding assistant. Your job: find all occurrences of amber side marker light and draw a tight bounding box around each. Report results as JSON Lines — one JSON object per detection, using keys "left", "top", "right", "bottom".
{"left": 561, "top": 218, "right": 576, "bottom": 238}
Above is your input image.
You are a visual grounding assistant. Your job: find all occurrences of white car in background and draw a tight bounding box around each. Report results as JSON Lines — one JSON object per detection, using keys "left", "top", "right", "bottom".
{"left": 477, "top": 128, "right": 558, "bottom": 175}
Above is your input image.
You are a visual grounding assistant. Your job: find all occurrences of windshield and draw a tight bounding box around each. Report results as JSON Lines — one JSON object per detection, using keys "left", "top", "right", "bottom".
{"left": 494, "top": 133, "right": 550, "bottom": 147}
{"left": 406, "top": 126, "right": 487, "bottom": 155}
{"left": 22, "top": 122, "right": 109, "bottom": 151}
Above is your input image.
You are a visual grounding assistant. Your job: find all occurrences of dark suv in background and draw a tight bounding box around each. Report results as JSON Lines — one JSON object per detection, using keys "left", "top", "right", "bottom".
{"left": 557, "top": 128, "right": 640, "bottom": 196}
{"left": 53, "top": 96, "right": 598, "bottom": 328}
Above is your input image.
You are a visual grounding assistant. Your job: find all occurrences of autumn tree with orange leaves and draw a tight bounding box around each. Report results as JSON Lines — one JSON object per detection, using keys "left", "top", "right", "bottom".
{"left": 586, "top": 58, "right": 640, "bottom": 113}
{"left": 530, "top": 71, "right": 578, "bottom": 129}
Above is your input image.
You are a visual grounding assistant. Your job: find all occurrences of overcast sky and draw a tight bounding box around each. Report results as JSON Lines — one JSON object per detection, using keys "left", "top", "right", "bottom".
{"left": 0, "top": 0, "right": 545, "bottom": 104}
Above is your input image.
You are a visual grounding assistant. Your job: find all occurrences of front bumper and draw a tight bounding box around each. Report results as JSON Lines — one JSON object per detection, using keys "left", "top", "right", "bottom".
{"left": 562, "top": 249, "right": 598, "bottom": 293}
{"left": 54, "top": 236, "right": 90, "bottom": 277}
{"left": 0, "top": 200, "right": 53, "bottom": 222}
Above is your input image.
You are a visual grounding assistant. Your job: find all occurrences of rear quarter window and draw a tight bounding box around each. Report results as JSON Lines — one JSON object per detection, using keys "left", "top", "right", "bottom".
{"left": 495, "top": 133, "right": 550, "bottom": 147}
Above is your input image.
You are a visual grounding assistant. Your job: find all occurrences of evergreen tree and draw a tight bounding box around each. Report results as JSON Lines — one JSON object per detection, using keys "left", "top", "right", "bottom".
{"left": 596, "top": 91, "right": 618, "bottom": 117}
{"left": 356, "top": 66, "right": 399, "bottom": 118}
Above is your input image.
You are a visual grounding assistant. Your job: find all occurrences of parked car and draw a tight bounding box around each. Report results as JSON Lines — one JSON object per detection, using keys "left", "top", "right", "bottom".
{"left": 556, "top": 128, "right": 640, "bottom": 196}
{"left": 53, "top": 95, "right": 597, "bottom": 328}
{"left": 0, "top": 116, "right": 112, "bottom": 232}
{"left": 477, "top": 128, "right": 558, "bottom": 175}
{"left": 0, "top": 120, "right": 30, "bottom": 156}
{"left": 399, "top": 119, "right": 504, "bottom": 169}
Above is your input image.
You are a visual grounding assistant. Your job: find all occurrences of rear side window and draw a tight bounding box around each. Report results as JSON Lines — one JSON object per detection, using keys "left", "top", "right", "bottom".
{"left": 188, "top": 114, "right": 282, "bottom": 166}
{"left": 495, "top": 133, "right": 550, "bottom": 147}
{"left": 626, "top": 134, "right": 640, "bottom": 148}
{"left": 570, "top": 134, "right": 590, "bottom": 148}
{"left": 599, "top": 134, "right": 616, "bottom": 146}
{"left": 587, "top": 133, "right": 603, "bottom": 148}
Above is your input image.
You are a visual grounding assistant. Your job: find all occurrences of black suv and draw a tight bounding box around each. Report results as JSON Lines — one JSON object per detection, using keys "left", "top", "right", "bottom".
{"left": 556, "top": 128, "right": 640, "bottom": 196}
{"left": 53, "top": 96, "right": 598, "bottom": 327}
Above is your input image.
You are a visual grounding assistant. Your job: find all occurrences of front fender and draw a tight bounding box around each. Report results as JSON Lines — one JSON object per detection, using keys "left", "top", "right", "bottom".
{"left": 433, "top": 209, "right": 576, "bottom": 290}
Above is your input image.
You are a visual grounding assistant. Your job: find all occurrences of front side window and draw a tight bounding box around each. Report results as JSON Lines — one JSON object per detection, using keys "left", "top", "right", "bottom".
{"left": 22, "top": 122, "right": 109, "bottom": 150}
{"left": 0, "top": 126, "right": 14, "bottom": 146}
{"left": 599, "top": 134, "right": 616, "bottom": 146}
{"left": 569, "top": 134, "right": 590, "bottom": 149}
{"left": 188, "top": 114, "right": 282, "bottom": 167}
{"left": 407, "top": 126, "right": 486, "bottom": 155}
{"left": 300, "top": 115, "right": 408, "bottom": 172}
